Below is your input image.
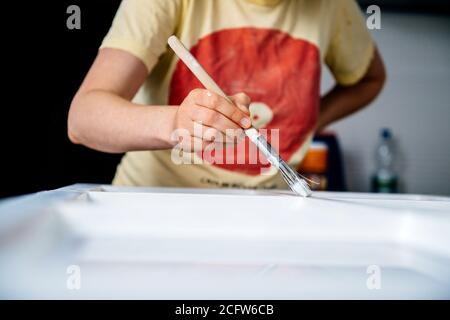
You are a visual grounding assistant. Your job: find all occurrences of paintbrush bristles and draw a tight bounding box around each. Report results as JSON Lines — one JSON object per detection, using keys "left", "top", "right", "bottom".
{"left": 278, "top": 159, "right": 312, "bottom": 197}
{"left": 248, "top": 130, "right": 312, "bottom": 197}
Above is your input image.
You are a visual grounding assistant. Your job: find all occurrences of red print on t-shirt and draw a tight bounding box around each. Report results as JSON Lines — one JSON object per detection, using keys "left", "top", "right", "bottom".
{"left": 169, "top": 28, "right": 320, "bottom": 175}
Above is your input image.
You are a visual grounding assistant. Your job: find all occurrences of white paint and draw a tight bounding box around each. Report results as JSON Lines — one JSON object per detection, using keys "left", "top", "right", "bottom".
{"left": 1, "top": 185, "right": 450, "bottom": 299}
{"left": 290, "top": 179, "right": 311, "bottom": 197}
{"left": 322, "top": 13, "right": 450, "bottom": 195}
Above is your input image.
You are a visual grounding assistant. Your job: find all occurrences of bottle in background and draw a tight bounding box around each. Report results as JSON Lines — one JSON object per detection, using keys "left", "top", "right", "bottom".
{"left": 371, "top": 128, "right": 398, "bottom": 193}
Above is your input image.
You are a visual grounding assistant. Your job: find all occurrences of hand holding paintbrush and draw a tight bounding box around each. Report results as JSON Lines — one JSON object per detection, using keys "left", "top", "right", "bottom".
{"left": 167, "top": 36, "right": 312, "bottom": 197}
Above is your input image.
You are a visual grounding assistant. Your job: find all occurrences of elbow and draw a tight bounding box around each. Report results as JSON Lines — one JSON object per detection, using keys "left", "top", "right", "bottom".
{"left": 372, "top": 48, "right": 387, "bottom": 95}
{"left": 364, "top": 61, "right": 387, "bottom": 103}
{"left": 371, "top": 72, "right": 386, "bottom": 101}
{"left": 67, "top": 97, "right": 83, "bottom": 145}
{"left": 367, "top": 72, "right": 386, "bottom": 107}
{"left": 67, "top": 126, "right": 80, "bottom": 145}
{"left": 377, "top": 62, "right": 387, "bottom": 93}
{"left": 373, "top": 71, "right": 386, "bottom": 102}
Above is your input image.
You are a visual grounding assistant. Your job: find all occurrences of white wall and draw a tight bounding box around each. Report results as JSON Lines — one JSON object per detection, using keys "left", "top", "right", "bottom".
{"left": 321, "top": 12, "right": 450, "bottom": 196}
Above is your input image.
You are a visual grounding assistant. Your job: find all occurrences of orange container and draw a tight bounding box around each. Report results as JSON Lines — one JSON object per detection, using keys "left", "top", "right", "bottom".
{"left": 298, "top": 142, "right": 328, "bottom": 174}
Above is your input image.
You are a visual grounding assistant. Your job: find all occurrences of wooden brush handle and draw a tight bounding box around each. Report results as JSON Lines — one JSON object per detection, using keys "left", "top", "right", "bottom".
{"left": 167, "top": 36, "right": 259, "bottom": 138}
{"left": 168, "top": 36, "right": 234, "bottom": 104}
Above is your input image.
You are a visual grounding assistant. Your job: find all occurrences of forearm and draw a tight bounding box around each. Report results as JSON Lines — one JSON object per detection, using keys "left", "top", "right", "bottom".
{"left": 317, "top": 78, "right": 382, "bottom": 131}
{"left": 68, "top": 90, "right": 177, "bottom": 153}
{"left": 317, "top": 48, "right": 386, "bottom": 132}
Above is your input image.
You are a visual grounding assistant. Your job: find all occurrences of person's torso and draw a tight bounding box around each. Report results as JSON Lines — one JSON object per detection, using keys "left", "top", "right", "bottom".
{"left": 115, "top": 0, "right": 337, "bottom": 189}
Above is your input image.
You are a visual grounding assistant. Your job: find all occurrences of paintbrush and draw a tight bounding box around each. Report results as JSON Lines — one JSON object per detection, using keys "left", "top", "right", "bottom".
{"left": 168, "top": 35, "right": 312, "bottom": 197}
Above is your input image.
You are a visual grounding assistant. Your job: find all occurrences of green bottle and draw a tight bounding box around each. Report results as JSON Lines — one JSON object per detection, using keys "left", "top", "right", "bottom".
{"left": 371, "top": 128, "right": 398, "bottom": 193}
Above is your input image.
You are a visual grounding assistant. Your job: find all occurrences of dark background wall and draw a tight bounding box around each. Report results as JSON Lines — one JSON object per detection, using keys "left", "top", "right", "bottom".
{"left": 1, "top": 1, "right": 449, "bottom": 199}
{"left": 3, "top": 1, "right": 122, "bottom": 198}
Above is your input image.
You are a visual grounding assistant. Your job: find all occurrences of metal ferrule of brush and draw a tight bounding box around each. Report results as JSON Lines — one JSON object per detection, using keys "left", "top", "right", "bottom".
{"left": 252, "top": 134, "right": 282, "bottom": 169}
{"left": 245, "top": 128, "right": 312, "bottom": 197}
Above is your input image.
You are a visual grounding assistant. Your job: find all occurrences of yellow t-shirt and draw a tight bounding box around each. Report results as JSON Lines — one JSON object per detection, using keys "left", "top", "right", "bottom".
{"left": 100, "top": 0, "right": 374, "bottom": 190}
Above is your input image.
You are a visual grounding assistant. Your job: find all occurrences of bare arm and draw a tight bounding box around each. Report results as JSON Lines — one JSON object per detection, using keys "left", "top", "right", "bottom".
{"left": 316, "top": 48, "right": 386, "bottom": 132}
{"left": 68, "top": 48, "right": 251, "bottom": 153}
{"left": 68, "top": 48, "right": 176, "bottom": 153}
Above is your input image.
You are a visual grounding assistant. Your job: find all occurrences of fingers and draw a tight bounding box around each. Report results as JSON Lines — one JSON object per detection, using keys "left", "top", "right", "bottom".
{"left": 175, "top": 89, "right": 252, "bottom": 153}
{"left": 193, "top": 124, "right": 244, "bottom": 145}
{"left": 188, "top": 104, "right": 241, "bottom": 133}
{"left": 175, "top": 135, "right": 210, "bottom": 152}
{"left": 175, "top": 133, "right": 233, "bottom": 153}
{"left": 188, "top": 89, "right": 252, "bottom": 129}
{"left": 201, "top": 126, "right": 235, "bottom": 145}
{"left": 173, "top": 123, "right": 243, "bottom": 153}
{"left": 229, "top": 93, "right": 251, "bottom": 115}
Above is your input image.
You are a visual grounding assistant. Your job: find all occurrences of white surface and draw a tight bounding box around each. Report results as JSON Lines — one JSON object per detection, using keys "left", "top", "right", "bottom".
{"left": 322, "top": 13, "right": 450, "bottom": 195}
{"left": 0, "top": 184, "right": 450, "bottom": 299}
